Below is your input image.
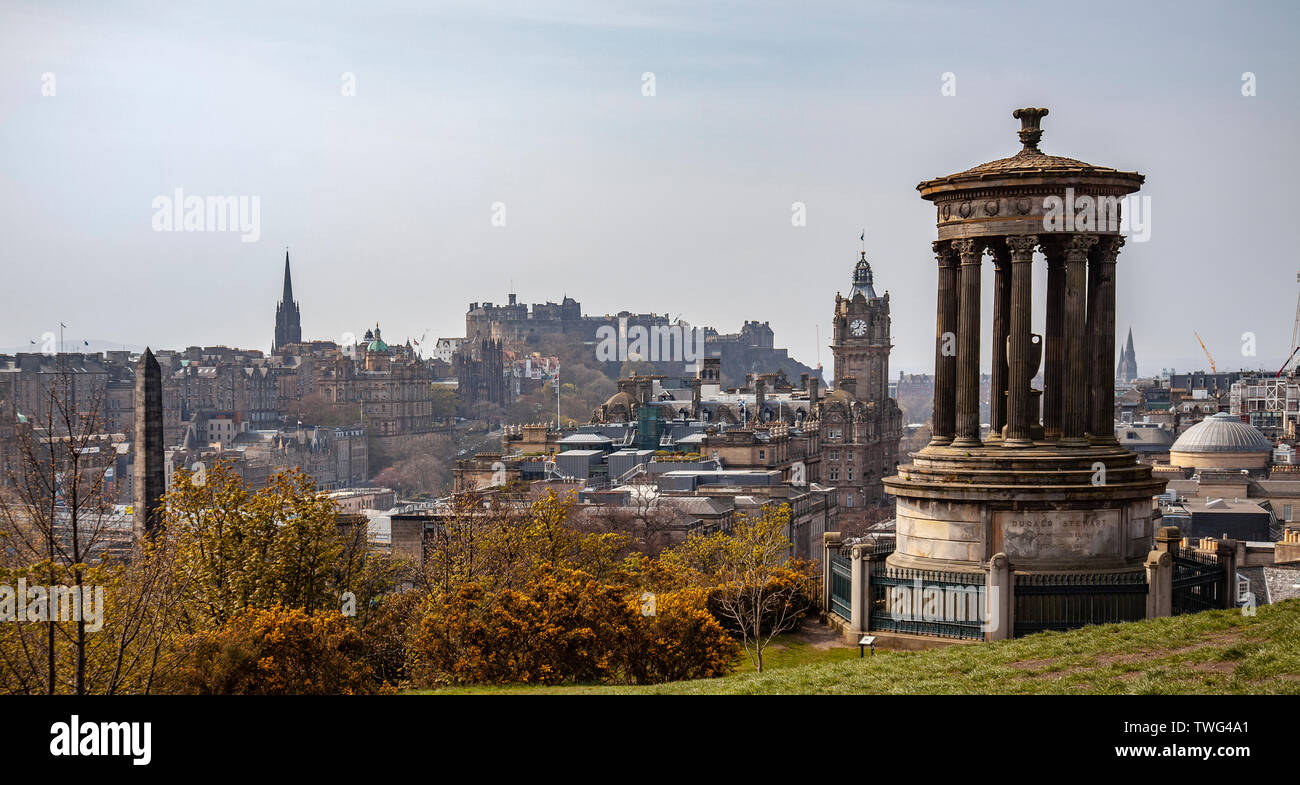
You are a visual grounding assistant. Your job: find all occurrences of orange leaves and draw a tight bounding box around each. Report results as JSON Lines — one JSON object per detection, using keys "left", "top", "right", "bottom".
{"left": 164, "top": 605, "right": 383, "bottom": 695}
{"left": 409, "top": 567, "right": 738, "bottom": 686}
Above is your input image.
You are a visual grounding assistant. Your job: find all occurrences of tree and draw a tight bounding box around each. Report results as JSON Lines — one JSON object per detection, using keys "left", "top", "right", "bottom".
{"left": 429, "top": 385, "right": 456, "bottom": 422}
{"left": 659, "top": 504, "right": 815, "bottom": 672}
{"left": 0, "top": 365, "right": 131, "bottom": 694}
{"left": 574, "top": 492, "right": 690, "bottom": 556}
{"left": 292, "top": 389, "right": 360, "bottom": 427}
{"left": 164, "top": 461, "right": 401, "bottom": 631}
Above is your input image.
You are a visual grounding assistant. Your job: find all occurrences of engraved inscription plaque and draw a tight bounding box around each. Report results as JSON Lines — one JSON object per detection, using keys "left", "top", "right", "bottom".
{"left": 995, "top": 509, "right": 1121, "bottom": 560}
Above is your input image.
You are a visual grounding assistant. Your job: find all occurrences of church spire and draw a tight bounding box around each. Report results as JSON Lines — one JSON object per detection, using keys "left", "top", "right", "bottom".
{"left": 282, "top": 250, "right": 294, "bottom": 304}
{"left": 273, "top": 250, "right": 302, "bottom": 353}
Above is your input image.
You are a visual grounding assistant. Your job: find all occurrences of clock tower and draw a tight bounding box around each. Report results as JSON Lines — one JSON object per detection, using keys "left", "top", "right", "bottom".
{"left": 831, "top": 251, "right": 891, "bottom": 402}
{"left": 819, "top": 248, "right": 903, "bottom": 517}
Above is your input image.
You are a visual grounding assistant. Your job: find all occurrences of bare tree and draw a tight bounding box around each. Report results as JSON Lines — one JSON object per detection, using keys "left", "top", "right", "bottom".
{"left": 0, "top": 364, "right": 127, "bottom": 693}
{"left": 703, "top": 504, "right": 812, "bottom": 672}
{"left": 0, "top": 362, "right": 188, "bottom": 695}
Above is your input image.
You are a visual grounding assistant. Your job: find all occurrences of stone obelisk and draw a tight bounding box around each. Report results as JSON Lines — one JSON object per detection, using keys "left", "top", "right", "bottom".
{"left": 133, "top": 347, "right": 165, "bottom": 538}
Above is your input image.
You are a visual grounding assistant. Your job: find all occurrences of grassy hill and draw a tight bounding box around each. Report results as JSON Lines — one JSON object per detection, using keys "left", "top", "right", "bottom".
{"left": 418, "top": 599, "right": 1300, "bottom": 695}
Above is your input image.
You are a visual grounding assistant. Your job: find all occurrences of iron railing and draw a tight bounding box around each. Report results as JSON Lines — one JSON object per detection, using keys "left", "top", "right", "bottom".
{"left": 829, "top": 552, "right": 852, "bottom": 621}
{"left": 1013, "top": 570, "right": 1148, "bottom": 637}
{"left": 1172, "top": 550, "right": 1224, "bottom": 615}
{"left": 869, "top": 565, "right": 986, "bottom": 640}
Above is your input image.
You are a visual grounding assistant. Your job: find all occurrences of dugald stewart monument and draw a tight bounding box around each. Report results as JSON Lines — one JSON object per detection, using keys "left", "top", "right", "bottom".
{"left": 885, "top": 108, "right": 1165, "bottom": 578}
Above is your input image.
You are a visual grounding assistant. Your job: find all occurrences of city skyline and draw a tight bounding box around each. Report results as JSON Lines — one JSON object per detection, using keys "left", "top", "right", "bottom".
{"left": 3, "top": 1, "right": 1298, "bottom": 376}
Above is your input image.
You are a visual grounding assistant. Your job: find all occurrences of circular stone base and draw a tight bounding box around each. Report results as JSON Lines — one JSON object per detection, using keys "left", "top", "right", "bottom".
{"left": 882, "top": 441, "right": 1165, "bottom": 573}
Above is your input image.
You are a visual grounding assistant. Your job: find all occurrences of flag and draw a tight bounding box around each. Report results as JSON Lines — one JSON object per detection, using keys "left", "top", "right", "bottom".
{"left": 860, "top": 230, "right": 864, "bottom": 242}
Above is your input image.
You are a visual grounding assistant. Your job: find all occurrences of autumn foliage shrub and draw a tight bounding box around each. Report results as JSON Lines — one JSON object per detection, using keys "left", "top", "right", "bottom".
{"left": 626, "top": 588, "right": 739, "bottom": 684}
{"left": 164, "top": 605, "right": 384, "bottom": 695}
{"left": 410, "top": 568, "right": 738, "bottom": 686}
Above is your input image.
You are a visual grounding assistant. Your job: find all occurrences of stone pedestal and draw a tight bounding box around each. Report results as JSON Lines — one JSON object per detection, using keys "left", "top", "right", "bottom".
{"left": 885, "top": 443, "right": 1165, "bottom": 573}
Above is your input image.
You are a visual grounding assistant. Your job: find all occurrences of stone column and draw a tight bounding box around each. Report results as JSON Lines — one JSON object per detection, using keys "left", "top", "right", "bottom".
{"left": 1145, "top": 550, "right": 1172, "bottom": 619}
{"left": 985, "top": 553, "right": 1013, "bottom": 640}
{"left": 989, "top": 244, "right": 1012, "bottom": 442}
{"left": 930, "top": 241, "right": 959, "bottom": 446}
{"left": 1060, "top": 234, "right": 1098, "bottom": 447}
{"left": 952, "top": 238, "right": 983, "bottom": 448}
{"left": 822, "top": 531, "right": 842, "bottom": 617}
{"left": 133, "top": 347, "right": 165, "bottom": 539}
{"left": 1043, "top": 247, "right": 1065, "bottom": 439}
{"left": 849, "top": 544, "right": 866, "bottom": 634}
{"left": 1215, "top": 539, "right": 1239, "bottom": 610}
{"left": 1089, "top": 236, "right": 1124, "bottom": 445}
{"left": 1004, "top": 235, "right": 1037, "bottom": 447}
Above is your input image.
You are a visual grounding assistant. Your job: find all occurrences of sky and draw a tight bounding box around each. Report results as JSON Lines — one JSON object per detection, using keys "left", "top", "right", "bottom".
{"left": 1, "top": 0, "right": 1298, "bottom": 378}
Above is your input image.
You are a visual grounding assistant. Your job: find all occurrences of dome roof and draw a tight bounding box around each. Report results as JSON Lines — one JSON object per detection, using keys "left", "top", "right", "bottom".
{"left": 917, "top": 107, "right": 1142, "bottom": 192}
{"left": 367, "top": 324, "right": 388, "bottom": 353}
{"left": 1170, "top": 413, "right": 1271, "bottom": 454}
{"left": 958, "top": 149, "right": 1099, "bottom": 176}
{"left": 603, "top": 391, "right": 635, "bottom": 410}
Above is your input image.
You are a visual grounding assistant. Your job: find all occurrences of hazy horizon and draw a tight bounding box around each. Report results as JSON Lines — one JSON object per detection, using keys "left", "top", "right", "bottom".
{"left": 3, "top": 0, "right": 1298, "bottom": 380}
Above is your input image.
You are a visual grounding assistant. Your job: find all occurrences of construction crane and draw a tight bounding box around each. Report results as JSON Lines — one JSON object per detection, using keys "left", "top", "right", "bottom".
{"left": 1194, "top": 331, "right": 1216, "bottom": 374}
{"left": 1282, "top": 271, "right": 1300, "bottom": 377}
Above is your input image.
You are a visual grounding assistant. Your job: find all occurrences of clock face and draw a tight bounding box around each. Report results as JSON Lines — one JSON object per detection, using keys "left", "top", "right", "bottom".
{"left": 849, "top": 319, "right": 867, "bottom": 337}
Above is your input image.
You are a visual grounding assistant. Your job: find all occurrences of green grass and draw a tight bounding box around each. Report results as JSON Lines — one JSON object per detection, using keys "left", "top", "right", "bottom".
{"left": 412, "top": 599, "right": 1300, "bottom": 695}
{"left": 410, "top": 630, "right": 860, "bottom": 695}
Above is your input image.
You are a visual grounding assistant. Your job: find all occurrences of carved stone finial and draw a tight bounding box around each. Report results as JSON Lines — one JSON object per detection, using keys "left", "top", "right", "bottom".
{"left": 1012, "top": 107, "right": 1049, "bottom": 152}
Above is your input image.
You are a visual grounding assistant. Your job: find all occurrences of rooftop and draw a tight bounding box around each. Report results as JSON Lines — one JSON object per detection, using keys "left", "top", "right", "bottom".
{"left": 1171, "top": 413, "right": 1272, "bottom": 454}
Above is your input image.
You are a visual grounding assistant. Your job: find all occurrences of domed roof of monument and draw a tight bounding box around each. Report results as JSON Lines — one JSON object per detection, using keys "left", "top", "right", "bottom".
{"left": 1170, "top": 413, "right": 1272, "bottom": 454}
{"left": 604, "top": 391, "right": 635, "bottom": 410}
{"left": 367, "top": 324, "right": 389, "bottom": 353}
{"left": 918, "top": 107, "right": 1142, "bottom": 192}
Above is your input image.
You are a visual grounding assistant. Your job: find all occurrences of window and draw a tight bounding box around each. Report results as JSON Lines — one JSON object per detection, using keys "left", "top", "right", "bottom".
{"left": 847, "top": 469, "right": 854, "bottom": 481}
{"left": 1285, "top": 505, "right": 1293, "bottom": 521}
{"left": 758, "top": 449, "right": 765, "bottom": 460}
{"left": 845, "top": 493, "right": 853, "bottom": 507}
{"left": 829, "top": 450, "right": 839, "bottom": 460}
{"left": 828, "top": 428, "right": 842, "bottom": 439}
{"left": 829, "top": 468, "right": 839, "bottom": 481}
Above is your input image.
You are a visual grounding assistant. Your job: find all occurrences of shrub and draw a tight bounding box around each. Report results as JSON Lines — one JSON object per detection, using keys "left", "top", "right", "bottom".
{"left": 165, "top": 605, "right": 383, "bottom": 695}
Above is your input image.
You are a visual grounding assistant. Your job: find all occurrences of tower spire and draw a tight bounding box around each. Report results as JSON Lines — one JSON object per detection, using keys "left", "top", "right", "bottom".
{"left": 282, "top": 249, "right": 294, "bottom": 304}
{"left": 273, "top": 249, "right": 302, "bottom": 353}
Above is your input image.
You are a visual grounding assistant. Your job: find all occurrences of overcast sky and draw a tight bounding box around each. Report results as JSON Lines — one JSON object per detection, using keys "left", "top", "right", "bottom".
{"left": 2, "top": 0, "right": 1298, "bottom": 378}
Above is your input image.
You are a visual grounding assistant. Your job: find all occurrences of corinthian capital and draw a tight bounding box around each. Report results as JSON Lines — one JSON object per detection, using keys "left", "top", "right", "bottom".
{"left": 1062, "top": 233, "right": 1099, "bottom": 262}
{"left": 933, "top": 240, "right": 959, "bottom": 268}
{"left": 951, "top": 238, "right": 983, "bottom": 264}
{"left": 1095, "top": 234, "right": 1126, "bottom": 263}
{"left": 1005, "top": 234, "right": 1038, "bottom": 261}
